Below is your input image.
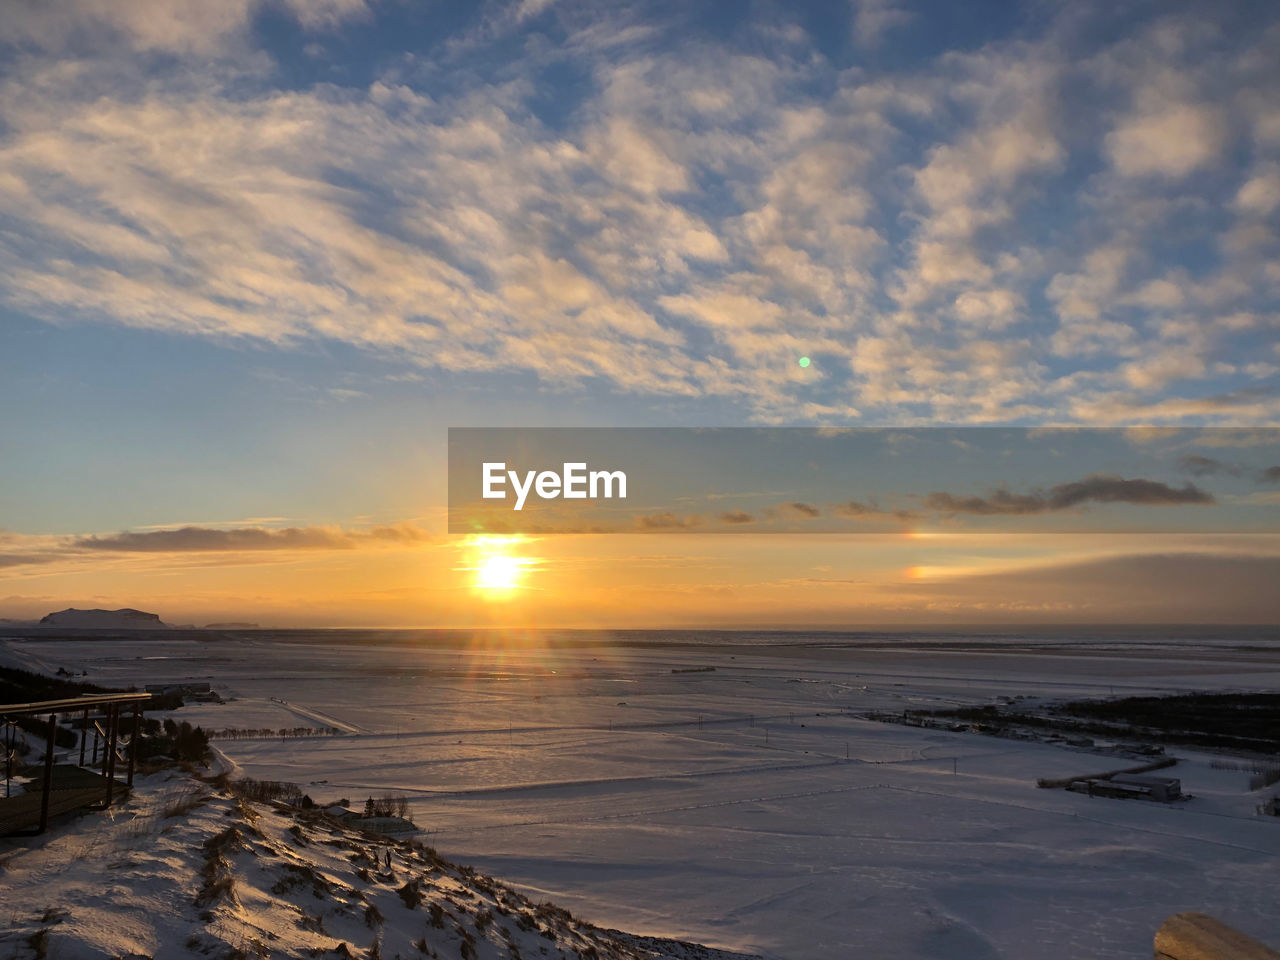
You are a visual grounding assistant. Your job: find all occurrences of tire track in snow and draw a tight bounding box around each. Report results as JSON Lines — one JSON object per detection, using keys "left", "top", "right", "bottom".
{"left": 269, "top": 698, "right": 367, "bottom": 734}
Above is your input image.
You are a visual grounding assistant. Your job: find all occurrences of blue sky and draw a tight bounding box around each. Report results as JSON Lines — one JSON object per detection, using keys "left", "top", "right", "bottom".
{"left": 1, "top": 0, "right": 1279, "bottom": 624}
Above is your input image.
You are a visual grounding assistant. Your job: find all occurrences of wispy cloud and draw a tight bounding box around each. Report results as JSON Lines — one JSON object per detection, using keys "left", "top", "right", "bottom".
{"left": 777, "top": 501, "right": 821, "bottom": 519}
{"left": 635, "top": 512, "right": 705, "bottom": 530}
{"left": 1178, "top": 454, "right": 1241, "bottom": 477}
{"left": 0, "top": 522, "right": 434, "bottom": 573}
{"left": 924, "top": 474, "right": 1214, "bottom": 516}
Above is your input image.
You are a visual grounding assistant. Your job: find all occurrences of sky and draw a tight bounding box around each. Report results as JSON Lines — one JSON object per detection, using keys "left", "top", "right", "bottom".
{"left": 1, "top": 0, "right": 1279, "bottom": 627}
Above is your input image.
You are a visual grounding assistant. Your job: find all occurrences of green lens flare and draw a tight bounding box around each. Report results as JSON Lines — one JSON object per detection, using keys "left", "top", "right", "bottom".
{"left": 798, "top": 356, "right": 811, "bottom": 368}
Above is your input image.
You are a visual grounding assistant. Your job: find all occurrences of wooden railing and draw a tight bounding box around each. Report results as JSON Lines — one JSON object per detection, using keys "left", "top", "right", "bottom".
{"left": 1156, "top": 913, "right": 1280, "bottom": 960}
{"left": 1, "top": 691, "right": 150, "bottom": 834}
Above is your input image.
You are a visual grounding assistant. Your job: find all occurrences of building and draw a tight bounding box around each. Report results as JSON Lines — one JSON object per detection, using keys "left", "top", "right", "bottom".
{"left": 1068, "top": 774, "right": 1181, "bottom": 802}
{"left": 324, "top": 805, "right": 418, "bottom": 835}
{"left": 1110, "top": 774, "right": 1181, "bottom": 801}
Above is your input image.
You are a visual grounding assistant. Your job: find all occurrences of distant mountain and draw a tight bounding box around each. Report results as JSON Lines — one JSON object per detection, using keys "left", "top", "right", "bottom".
{"left": 204, "top": 622, "right": 260, "bottom": 629}
{"left": 39, "top": 608, "right": 169, "bottom": 629}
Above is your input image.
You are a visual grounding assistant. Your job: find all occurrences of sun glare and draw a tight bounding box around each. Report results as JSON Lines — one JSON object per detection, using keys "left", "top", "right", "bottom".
{"left": 463, "top": 536, "right": 532, "bottom": 597}
{"left": 476, "top": 553, "right": 522, "bottom": 591}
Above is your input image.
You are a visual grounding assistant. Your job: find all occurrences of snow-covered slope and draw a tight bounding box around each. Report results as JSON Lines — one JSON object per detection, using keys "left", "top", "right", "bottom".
{"left": 0, "top": 772, "right": 756, "bottom": 960}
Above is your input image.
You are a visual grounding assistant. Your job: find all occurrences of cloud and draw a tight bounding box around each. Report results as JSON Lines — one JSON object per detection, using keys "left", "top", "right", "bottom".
{"left": 365, "top": 522, "right": 435, "bottom": 542}
{"left": 830, "top": 500, "right": 875, "bottom": 518}
{"left": 717, "top": 510, "right": 756, "bottom": 524}
{"left": 514, "top": 0, "right": 560, "bottom": 21}
{"left": 0, "top": 1, "right": 1276, "bottom": 428}
{"left": 777, "top": 501, "right": 821, "bottom": 519}
{"left": 1, "top": 0, "right": 369, "bottom": 54}
{"left": 953, "top": 288, "right": 1023, "bottom": 330}
{"left": 849, "top": 0, "right": 911, "bottom": 48}
{"left": 1235, "top": 163, "right": 1280, "bottom": 216}
{"left": 1178, "top": 454, "right": 1241, "bottom": 477}
{"left": 1048, "top": 474, "right": 1214, "bottom": 507}
{"left": 829, "top": 501, "right": 916, "bottom": 523}
{"left": 1070, "top": 386, "right": 1280, "bottom": 425}
{"left": 0, "top": 520, "right": 439, "bottom": 584}
{"left": 635, "top": 512, "right": 704, "bottom": 530}
{"left": 73, "top": 523, "right": 432, "bottom": 551}
{"left": 1106, "top": 99, "right": 1225, "bottom": 179}
{"left": 1262, "top": 466, "right": 1280, "bottom": 484}
{"left": 0, "top": 554, "right": 46, "bottom": 569}
{"left": 924, "top": 474, "right": 1214, "bottom": 516}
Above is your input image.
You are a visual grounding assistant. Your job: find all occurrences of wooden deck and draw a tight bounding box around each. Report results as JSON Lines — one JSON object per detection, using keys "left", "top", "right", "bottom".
{"left": 0, "top": 765, "right": 130, "bottom": 836}
{"left": 2, "top": 690, "right": 150, "bottom": 834}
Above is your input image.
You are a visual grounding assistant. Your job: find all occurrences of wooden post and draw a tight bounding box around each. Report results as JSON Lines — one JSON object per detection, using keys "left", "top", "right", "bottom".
{"left": 79, "top": 708, "right": 88, "bottom": 766}
{"left": 127, "top": 704, "right": 140, "bottom": 787}
{"left": 104, "top": 705, "right": 119, "bottom": 808}
{"left": 38, "top": 712, "right": 57, "bottom": 834}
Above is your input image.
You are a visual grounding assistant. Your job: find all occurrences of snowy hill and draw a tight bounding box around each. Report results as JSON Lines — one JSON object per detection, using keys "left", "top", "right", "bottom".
{"left": 38, "top": 608, "right": 169, "bottom": 629}
{"left": 0, "top": 772, "right": 759, "bottom": 960}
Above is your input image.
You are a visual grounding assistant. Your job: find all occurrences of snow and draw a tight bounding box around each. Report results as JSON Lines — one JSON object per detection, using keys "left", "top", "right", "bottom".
{"left": 0, "top": 771, "right": 755, "bottom": 960}
{"left": 3, "top": 633, "right": 1279, "bottom": 959}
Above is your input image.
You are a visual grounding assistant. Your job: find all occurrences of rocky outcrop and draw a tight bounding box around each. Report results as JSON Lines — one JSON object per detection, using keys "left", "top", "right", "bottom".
{"left": 38, "top": 608, "right": 168, "bottom": 629}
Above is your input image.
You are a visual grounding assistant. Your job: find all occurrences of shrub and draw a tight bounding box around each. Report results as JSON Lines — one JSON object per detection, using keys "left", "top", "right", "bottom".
{"left": 272, "top": 863, "right": 332, "bottom": 899}
{"left": 26, "top": 929, "right": 49, "bottom": 960}
{"left": 362, "top": 795, "right": 411, "bottom": 819}
{"left": 397, "top": 880, "right": 423, "bottom": 910}
{"left": 136, "top": 719, "right": 211, "bottom": 763}
{"left": 161, "top": 783, "right": 208, "bottom": 818}
{"left": 12, "top": 716, "right": 77, "bottom": 749}
{"left": 0, "top": 666, "right": 115, "bottom": 703}
{"left": 228, "top": 777, "right": 303, "bottom": 804}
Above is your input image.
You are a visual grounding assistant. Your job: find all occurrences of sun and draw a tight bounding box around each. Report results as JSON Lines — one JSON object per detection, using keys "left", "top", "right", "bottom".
{"left": 475, "top": 553, "right": 523, "bottom": 591}
{"left": 462, "top": 536, "right": 532, "bottom": 598}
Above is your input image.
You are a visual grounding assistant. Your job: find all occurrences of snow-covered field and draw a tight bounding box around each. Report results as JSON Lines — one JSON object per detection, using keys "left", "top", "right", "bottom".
{"left": 0, "top": 767, "right": 756, "bottom": 960}
{"left": 4, "top": 632, "right": 1279, "bottom": 959}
